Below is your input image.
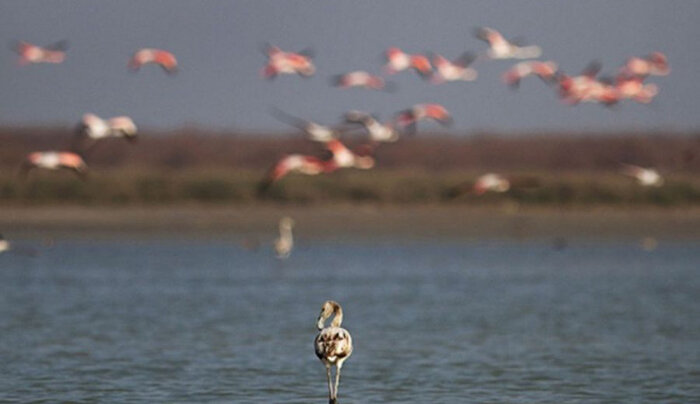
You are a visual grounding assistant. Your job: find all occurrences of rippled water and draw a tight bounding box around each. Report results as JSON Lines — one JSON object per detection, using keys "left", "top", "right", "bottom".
{"left": 0, "top": 237, "right": 698, "bottom": 403}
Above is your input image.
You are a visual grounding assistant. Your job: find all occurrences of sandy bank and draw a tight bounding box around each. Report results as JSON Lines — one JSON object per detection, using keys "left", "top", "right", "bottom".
{"left": 1, "top": 204, "right": 699, "bottom": 241}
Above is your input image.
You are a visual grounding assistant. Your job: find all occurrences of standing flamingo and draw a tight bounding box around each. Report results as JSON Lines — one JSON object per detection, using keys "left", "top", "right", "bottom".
{"left": 274, "top": 217, "right": 294, "bottom": 259}
{"left": 0, "top": 234, "right": 9, "bottom": 254}
{"left": 315, "top": 300, "right": 353, "bottom": 404}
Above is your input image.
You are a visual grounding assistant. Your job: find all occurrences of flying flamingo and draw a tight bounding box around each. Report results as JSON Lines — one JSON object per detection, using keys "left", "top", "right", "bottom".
{"left": 501, "top": 61, "right": 558, "bottom": 88}
{"left": 11, "top": 40, "right": 68, "bottom": 65}
{"left": 269, "top": 108, "right": 354, "bottom": 143}
{"left": 430, "top": 52, "right": 478, "bottom": 83}
{"left": 344, "top": 110, "right": 400, "bottom": 143}
{"left": 614, "top": 76, "right": 659, "bottom": 104}
{"left": 20, "top": 151, "right": 87, "bottom": 179}
{"left": 261, "top": 44, "right": 315, "bottom": 79}
{"left": 383, "top": 47, "right": 433, "bottom": 79}
{"left": 258, "top": 138, "right": 373, "bottom": 193}
{"left": 315, "top": 300, "right": 353, "bottom": 404}
{"left": 620, "top": 164, "right": 664, "bottom": 187}
{"left": 555, "top": 61, "right": 606, "bottom": 105}
{"left": 74, "top": 113, "right": 138, "bottom": 151}
{"left": 128, "top": 48, "right": 178, "bottom": 74}
{"left": 474, "top": 27, "right": 542, "bottom": 60}
{"left": 258, "top": 154, "right": 336, "bottom": 193}
{"left": 274, "top": 217, "right": 294, "bottom": 259}
{"left": 619, "top": 52, "right": 669, "bottom": 78}
{"left": 331, "top": 71, "right": 395, "bottom": 91}
{"left": 472, "top": 173, "right": 511, "bottom": 195}
{"left": 324, "top": 138, "right": 375, "bottom": 170}
{"left": 445, "top": 173, "right": 542, "bottom": 199}
{"left": 395, "top": 103, "right": 453, "bottom": 134}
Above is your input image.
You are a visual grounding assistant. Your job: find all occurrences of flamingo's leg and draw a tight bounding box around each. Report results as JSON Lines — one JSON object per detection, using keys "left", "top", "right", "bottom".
{"left": 326, "top": 365, "right": 334, "bottom": 402}
{"left": 333, "top": 363, "right": 343, "bottom": 402}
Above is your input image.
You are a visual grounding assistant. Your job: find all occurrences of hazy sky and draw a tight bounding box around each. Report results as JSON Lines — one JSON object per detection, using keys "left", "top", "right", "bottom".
{"left": 1, "top": 1, "right": 698, "bottom": 134}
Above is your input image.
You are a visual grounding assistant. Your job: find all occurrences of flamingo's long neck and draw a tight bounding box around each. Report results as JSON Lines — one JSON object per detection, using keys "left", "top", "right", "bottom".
{"left": 280, "top": 223, "right": 293, "bottom": 242}
{"left": 330, "top": 303, "right": 343, "bottom": 327}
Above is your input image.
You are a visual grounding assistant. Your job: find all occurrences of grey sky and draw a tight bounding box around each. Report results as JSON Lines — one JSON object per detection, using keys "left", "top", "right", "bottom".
{"left": 0, "top": 1, "right": 698, "bottom": 134}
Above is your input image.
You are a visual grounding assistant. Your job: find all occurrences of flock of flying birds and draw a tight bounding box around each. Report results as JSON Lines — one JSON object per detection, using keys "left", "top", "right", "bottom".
{"left": 11, "top": 27, "right": 670, "bottom": 197}
{"left": 5, "top": 27, "right": 674, "bottom": 404}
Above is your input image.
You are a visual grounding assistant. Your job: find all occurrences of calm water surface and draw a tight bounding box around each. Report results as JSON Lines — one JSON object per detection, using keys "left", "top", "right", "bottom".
{"left": 0, "top": 237, "right": 698, "bottom": 403}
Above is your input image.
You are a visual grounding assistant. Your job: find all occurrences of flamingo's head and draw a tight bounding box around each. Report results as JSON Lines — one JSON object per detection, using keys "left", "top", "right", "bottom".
{"left": 317, "top": 300, "right": 338, "bottom": 330}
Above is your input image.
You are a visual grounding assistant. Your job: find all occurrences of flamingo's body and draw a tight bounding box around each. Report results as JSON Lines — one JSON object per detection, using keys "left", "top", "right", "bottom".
{"left": 21, "top": 151, "right": 87, "bottom": 178}
{"left": 262, "top": 45, "right": 315, "bottom": 79}
{"left": 473, "top": 173, "right": 511, "bottom": 195}
{"left": 621, "top": 164, "right": 663, "bottom": 187}
{"left": 128, "top": 48, "right": 178, "bottom": 74}
{"left": 431, "top": 53, "right": 477, "bottom": 83}
{"left": 270, "top": 108, "right": 350, "bottom": 143}
{"left": 383, "top": 47, "right": 432, "bottom": 78}
{"left": 333, "top": 71, "right": 391, "bottom": 91}
{"left": 0, "top": 234, "right": 9, "bottom": 254}
{"left": 258, "top": 154, "right": 335, "bottom": 192}
{"left": 615, "top": 76, "right": 658, "bottom": 104}
{"left": 345, "top": 111, "right": 400, "bottom": 143}
{"left": 315, "top": 300, "right": 353, "bottom": 404}
{"left": 274, "top": 217, "right": 294, "bottom": 259}
{"left": 395, "top": 103, "right": 453, "bottom": 133}
{"left": 12, "top": 40, "right": 68, "bottom": 65}
{"left": 324, "top": 139, "right": 375, "bottom": 170}
{"left": 475, "top": 27, "right": 542, "bottom": 60}
{"left": 502, "top": 61, "right": 558, "bottom": 88}
{"left": 76, "top": 113, "right": 138, "bottom": 142}
{"left": 620, "top": 52, "right": 669, "bottom": 78}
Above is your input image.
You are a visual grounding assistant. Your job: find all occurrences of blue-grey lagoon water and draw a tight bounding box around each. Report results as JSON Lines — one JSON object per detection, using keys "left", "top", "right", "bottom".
{"left": 0, "top": 237, "right": 698, "bottom": 403}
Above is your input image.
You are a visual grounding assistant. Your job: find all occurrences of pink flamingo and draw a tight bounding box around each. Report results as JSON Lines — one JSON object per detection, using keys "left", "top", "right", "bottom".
{"left": 12, "top": 40, "right": 68, "bottom": 65}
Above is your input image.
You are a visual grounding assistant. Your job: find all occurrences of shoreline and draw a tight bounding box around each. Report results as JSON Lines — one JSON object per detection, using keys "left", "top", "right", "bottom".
{"left": 2, "top": 204, "right": 700, "bottom": 240}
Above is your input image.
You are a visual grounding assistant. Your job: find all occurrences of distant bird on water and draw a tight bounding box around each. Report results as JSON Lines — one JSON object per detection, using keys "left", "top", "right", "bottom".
{"left": 274, "top": 217, "right": 294, "bottom": 259}
{"left": 128, "top": 48, "right": 178, "bottom": 74}
{"left": 475, "top": 27, "right": 542, "bottom": 60}
{"left": 315, "top": 300, "right": 353, "bottom": 404}
{"left": 11, "top": 40, "right": 68, "bottom": 65}
{"left": 20, "top": 151, "right": 87, "bottom": 179}
{"left": 0, "top": 234, "right": 9, "bottom": 254}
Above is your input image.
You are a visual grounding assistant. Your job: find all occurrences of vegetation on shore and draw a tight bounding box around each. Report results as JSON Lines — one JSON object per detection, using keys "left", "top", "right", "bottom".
{"left": 2, "top": 168, "right": 700, "bottom": 206}
{"left": 1, "top": 128, "right": 699, "bottom": 206}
